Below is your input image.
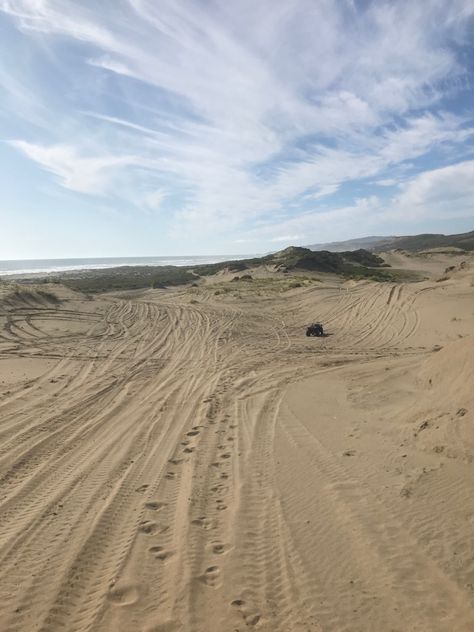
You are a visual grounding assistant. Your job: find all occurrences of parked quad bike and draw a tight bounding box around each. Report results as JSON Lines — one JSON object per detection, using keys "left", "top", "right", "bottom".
{"left": 306, "top": 323, "right": 324, "bottom": 337}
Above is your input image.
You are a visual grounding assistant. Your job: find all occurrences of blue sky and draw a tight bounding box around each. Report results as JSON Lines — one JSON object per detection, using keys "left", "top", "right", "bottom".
{"left": 0, "top": 0, "right": 473, "bottom": 258}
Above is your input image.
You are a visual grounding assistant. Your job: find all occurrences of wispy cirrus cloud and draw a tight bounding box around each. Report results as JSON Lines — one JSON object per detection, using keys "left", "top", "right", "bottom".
{"left": 0, "top": 0, "right": 473, "bottom": 252}
{"left": 8, "top": 140, "right": 138, "bottom": 195}
{"left": 393, "top": 160, "right": 474, "bottom": 220}
{"left": 238, "top": 160, "right": 474, "bottom": 245}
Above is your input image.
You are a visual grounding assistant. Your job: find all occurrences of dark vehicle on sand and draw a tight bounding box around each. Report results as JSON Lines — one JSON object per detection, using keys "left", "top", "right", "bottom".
{"left": 306, "top": 323, "right": 324, "bottom": 337}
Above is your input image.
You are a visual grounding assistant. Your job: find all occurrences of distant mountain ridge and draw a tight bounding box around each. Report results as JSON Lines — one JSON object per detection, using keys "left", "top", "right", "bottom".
{"left": 307, "top": 230, "right": 474, "bottom": 253}
{"left": 307, "top": 236, "right": 396, "bottom": 252}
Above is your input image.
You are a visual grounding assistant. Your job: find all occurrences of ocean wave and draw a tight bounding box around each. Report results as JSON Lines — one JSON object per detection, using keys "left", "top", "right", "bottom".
{"left": 0, "top": 255, "right": 251, "bottom": 277}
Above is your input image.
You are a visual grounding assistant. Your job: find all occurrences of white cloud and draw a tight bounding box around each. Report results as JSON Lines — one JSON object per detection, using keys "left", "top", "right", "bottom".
{"left": 236, "top": 160, "right": 474, "bottom": 245}
{"left": 393, "top": 160, "right": 474, "bottom": 220}
{"left": 1, "top": 0, "right": 474, "bottom": 244}
{"left": 142, "top": 189, "right": 167, "bottom": 211}
{"left": 0, "top": 0, "right": 119, "bottom": 49}
{"left": 375, "top": 179, "right": 399, "bottom": 187}
{"left": 237, "top": 196, "right": 383, "bottom": 246}
{"left": 9, "top": 140, "right": 137, "bottom": 194}
{"left": 377, "top": 113, "right": 473, "bottom": 163}
{"left": 270, "top": 234, "right": 301, "bottom": 243}
{"left": 303, "top": 185, "right": 341, "bottom": 200}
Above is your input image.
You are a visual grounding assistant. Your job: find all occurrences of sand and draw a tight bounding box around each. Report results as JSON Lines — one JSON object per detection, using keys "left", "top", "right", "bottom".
{"left": 0, "top": 252, "right": 473, "bottom": 632}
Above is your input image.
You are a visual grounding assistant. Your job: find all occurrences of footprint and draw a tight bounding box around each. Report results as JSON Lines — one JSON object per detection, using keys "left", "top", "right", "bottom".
{"left": 211, "top": 542, "right": 229, "bottom": 555}
{"left": 108, "top": 584, "right": 139, "bottom": 606}
{"left": 135, "top": 484, "right": 149, "bottom": 493}
{"left": 165, "top": 472, "right": 175, "bottom": 480}
{"left": 183, "top": 447, "right": 195, "bottom": 453}
{"left": 220, "top": 453, "right": 231, "bottom": 459}
{"left": 145, "top": 501, "right": 166, "bottom": 511}
{"left": 156, "top": 551, "right": 174, "bottom": 561}
{"left": 191, "top": 516, "right": 215, "bottom": 530}
{"left": 245, "top": 613, "right": 261, "bottom": 626}
{"left": 139, "top": 521, "right": 159, "bottom": 535}
{"left": 199, "top": 565, "right": 220, "bottom": 587}
{"left": 149, "top": 546, "right": 174, "bottom": 562}
{"left": 186, "top": 430, "right": 200, "bottom": 437}
{"left": 206, "top": 565, "right": 219, "bottom": 573}
{"left": 231, "top": 599, "right": 245, "bottom": 608}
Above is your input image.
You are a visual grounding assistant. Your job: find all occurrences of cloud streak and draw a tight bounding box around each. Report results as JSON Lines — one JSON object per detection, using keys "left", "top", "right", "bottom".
{"left": 9, "top": 140, "right": 138, "bottom": 195}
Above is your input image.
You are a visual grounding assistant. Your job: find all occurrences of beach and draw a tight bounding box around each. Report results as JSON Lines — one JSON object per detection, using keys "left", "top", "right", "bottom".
{"left": 0, "top": 250, "right": 473, "bottom": 631}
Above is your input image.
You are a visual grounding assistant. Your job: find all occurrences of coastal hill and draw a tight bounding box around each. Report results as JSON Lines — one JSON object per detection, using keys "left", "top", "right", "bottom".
{"left": 43, "top": 246, "right": 392, "bottom": 293}
{"left": 195, "top": 246, "right": 386, "bottom": 276}
{"left": 307, "top": 229, "right": 474, "bottom": 253}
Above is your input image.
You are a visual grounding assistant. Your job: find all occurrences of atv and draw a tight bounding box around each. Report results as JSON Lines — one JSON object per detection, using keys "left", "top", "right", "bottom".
{"left": 306, "top": 323, "right": 324, "bottom": 337}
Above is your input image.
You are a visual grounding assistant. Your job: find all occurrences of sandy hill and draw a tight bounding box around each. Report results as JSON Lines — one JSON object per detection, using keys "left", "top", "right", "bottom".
{"left": 0, "top": 249, "right": 474, "bottom": 631}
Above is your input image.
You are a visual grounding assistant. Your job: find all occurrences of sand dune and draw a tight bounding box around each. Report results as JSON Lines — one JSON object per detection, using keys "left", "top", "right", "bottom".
{"left": 0, "top": 255, "right": 473, "bottom": 631}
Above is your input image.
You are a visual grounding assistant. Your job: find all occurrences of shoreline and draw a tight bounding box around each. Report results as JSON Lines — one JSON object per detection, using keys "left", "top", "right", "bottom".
{"left": 0, "top": 253, "right": 255, "bottom": 278}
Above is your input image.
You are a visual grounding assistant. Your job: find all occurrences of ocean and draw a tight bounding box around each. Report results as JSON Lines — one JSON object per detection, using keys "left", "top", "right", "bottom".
{"left": 0, "top": 255, "right": 251, "bottom": 277}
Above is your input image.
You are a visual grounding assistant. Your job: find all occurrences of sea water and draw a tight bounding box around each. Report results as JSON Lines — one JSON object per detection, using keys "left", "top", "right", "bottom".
{"left": 0, "top": 255, "right": 252, "bottom": 277}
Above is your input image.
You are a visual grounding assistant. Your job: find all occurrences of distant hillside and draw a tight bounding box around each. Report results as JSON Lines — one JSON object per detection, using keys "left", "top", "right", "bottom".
{"left": 266, "top": 246, "right": 385, "bottom": 272}
{"left": 378, "top": 231, "right": 474, "bottom": 252}
{"left": 307, "top": 230, "right": 474, "bottom": 253}
{"left": 195, "top": 246, "right": 392, "bottom": 280}
{"left": 307, "top": 236, "right": 395, "bottom": 252}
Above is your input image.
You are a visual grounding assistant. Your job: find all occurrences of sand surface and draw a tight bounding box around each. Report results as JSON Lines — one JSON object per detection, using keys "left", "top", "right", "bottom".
{"left": 0, "top": 254, "right": 474, "bottom": 632}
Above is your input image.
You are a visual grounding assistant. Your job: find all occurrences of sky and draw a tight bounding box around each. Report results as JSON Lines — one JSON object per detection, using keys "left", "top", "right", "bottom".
{"left": 0, "top": 0, "right": 473, "bottom": 259}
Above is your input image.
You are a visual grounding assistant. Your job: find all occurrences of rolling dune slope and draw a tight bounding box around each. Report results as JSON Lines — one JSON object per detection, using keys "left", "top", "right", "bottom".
{"left": 0, "top": 266, "right": 473, "bottom": 631}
